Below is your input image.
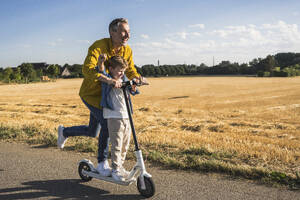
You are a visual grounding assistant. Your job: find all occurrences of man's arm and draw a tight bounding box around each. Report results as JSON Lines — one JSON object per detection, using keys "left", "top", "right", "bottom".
{"left": 82, "top": 45, "right": 103, "bottom": 82}
{"left": 124, "top": 47, "right": 140, "bottom": 80}
{"left": 124, "top": 47, "right": 149, "bottom": 85}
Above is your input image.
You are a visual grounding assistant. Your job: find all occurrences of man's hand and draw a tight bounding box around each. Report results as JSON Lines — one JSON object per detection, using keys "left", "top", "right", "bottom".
{"left": 134, "top": 76, "right": 149, "bottom": 86}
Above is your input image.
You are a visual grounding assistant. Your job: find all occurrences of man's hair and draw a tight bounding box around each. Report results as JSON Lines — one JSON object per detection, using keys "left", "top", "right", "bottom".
{"left": 107, "top": 56, "right": 128, "bottom": 69}
{"left": 109, "top": 18, "right": 128, "bottom": 35}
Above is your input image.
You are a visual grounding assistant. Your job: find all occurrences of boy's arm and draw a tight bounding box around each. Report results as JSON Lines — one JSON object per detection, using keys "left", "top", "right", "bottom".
{"left": 96, "top": 54, "right": 122, "bottom": 88}
{"left": 97, "top": 54, "right": 106, "bottom": 72}
{"left": 96, "top": 53, "right": 113, "bottom": 85}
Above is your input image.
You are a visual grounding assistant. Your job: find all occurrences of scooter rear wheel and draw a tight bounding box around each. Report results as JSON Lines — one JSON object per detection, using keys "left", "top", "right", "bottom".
{"left": 137, "top": 176, "right": 155, "bottom": 198}
{"left": 78, "top": 161, "right": 93, "bottom": 182}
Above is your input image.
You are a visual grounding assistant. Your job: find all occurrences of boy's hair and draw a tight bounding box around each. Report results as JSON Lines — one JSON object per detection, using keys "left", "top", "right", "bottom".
{"left": 107, "top": 56, "right": 128, "bottom": 69}
{"left": 109, "top": 18, "right": 128, "bottom": 35}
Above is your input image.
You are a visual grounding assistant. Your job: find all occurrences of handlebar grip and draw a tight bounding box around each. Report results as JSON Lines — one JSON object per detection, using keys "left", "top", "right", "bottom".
{"left": 122, "top": 80, "right": 139, "bottom": 88}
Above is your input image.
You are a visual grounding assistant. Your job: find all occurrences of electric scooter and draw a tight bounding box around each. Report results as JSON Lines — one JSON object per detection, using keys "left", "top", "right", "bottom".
{"left": 78, "top": 80, "right": 155, "bottom": 198}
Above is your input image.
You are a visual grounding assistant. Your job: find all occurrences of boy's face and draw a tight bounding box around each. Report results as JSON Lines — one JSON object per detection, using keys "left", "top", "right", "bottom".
{"left": 110, "top": 65, "right": 126, "bottom": 80}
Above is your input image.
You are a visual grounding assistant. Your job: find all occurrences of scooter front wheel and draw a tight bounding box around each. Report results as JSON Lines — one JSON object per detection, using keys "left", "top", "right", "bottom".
{"left": 78, "top": 161, "right": 93, "bottom": 182}
{"left": 137, "top": 176, "right": 155, "bottom": 198}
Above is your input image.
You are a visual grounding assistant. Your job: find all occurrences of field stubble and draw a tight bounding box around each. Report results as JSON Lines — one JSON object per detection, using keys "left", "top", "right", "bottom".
{"left": 0, "top": 77, "right": 299, "bottom": 186}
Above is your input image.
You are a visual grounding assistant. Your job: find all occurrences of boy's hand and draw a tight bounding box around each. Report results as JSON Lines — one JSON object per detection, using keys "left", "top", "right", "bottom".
{"left": 110, "top": 79, "right": 122, "bottom": 88}
{"left": 98, "top": 54, "right": 107, "bottom": 66}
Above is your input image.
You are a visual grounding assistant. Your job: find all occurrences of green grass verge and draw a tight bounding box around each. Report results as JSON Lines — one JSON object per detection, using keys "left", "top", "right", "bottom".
{"left": 0, "top": 123, "right": 299, "bottom": 189}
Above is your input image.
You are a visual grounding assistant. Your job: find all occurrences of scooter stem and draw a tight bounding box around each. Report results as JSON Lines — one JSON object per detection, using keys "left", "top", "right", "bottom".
{"left": 122, "top": 86, "right": 140, "bottom": 151}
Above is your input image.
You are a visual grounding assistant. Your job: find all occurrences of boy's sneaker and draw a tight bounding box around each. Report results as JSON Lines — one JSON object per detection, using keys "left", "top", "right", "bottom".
{"left": 57, "top": 125, "right": 68, "bottom": 149}
{"left": 112, "top": 169, "right": 125, "bottom": 182}
{"left": 120, "top": 167, "right": 130, "bottom": 177}
{"left": 96, "top": 160, "right": 111, "bottom": 177}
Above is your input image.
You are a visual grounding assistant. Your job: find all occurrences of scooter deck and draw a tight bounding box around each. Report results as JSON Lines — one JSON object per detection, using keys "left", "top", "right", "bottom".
{"left": 83, "top": 169, "right": 136, "bottom": 186}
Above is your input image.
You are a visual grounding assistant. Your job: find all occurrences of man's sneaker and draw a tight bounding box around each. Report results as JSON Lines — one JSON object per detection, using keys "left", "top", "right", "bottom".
{"left": 57, "top": 125, "right": 68, "bottom": 149}
{"left": 112, "top": 169, "right": 125, "bottom": 182}
{"left": 120, "top": 167, "right": 130, "bottom": 177}
{"left": 96, "top": 160, "right": 111, "bottom": 177}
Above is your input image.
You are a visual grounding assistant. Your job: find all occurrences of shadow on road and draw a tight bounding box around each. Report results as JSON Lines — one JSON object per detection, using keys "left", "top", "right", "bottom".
{"left": 32, "top": 144, "right": 54, "bottom": 149}
{"left": 0, "top": 179, "right": 145, "bottom": 200}
{"left": 168, "top": 96, "right": 189, "bottom": 99}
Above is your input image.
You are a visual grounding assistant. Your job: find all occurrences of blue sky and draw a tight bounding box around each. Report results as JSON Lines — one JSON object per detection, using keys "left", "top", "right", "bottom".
{"left": 1, "top": 0, "right": 300, "bottom": 68}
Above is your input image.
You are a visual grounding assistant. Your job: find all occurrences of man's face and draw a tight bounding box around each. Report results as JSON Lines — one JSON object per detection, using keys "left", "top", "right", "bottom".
{"left": 111, "top": 23, "right": 130, "bottom": 48}
{"left": 110, "top": 65, "right": 126, "bottom": 80}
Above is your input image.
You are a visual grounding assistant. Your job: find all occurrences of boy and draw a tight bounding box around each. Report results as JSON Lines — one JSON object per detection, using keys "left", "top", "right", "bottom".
{"left": 98, "top": 55, "right": 138, "bottom": 181}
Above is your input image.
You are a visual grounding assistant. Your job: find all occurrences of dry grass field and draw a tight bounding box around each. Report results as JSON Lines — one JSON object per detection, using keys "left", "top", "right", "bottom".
{"left": 0, "top": 77, "right": 300, "bottom": 185}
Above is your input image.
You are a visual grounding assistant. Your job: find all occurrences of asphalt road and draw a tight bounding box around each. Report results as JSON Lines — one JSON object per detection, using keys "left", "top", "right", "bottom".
{"left": 0, "top": 142, "right": 299, "bottom": 200}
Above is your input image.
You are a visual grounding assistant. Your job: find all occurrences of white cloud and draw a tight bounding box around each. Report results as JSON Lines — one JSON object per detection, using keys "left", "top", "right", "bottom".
{"left": 188, "top": 24, "right": 205, "bottom": 29}
{"left": 168, "top": 31, "right": 202, "bottom": 40}
{"left": 177, "top": 32, "right": 188, "bottom": 39}
{"left": 211, "top": 21, "right": 300, "bottom": 45}
{"left": 165, "top": 38, "right": 186, "bottom": 48}
{"left": 190, "top": 32, "right": 202, "bottom": 37}
{"left": 141, "top": 34, "right": 149, "bottom": 39}
{"left": 261, "top": 20, "right": 300, "bottom": 42}
{"left": 212, "top": 29, "right": 228, "bottom": 38}
{"left": 212, "top": 25, "right": 263, "bottom": 40}
{"left": 132, "top": 42, "right": 147, "bottom": 48}
{"left": 132, "top": 20, "right": 300, "bottom": 66}
{"left": 150, "top": 42, "right": 165, "bottom": 48}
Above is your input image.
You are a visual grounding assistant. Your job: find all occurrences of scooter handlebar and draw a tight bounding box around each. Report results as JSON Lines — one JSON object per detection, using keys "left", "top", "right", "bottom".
{"left": 122, "top": 77, "right": 149, "bottom": 88}
{"left": 121, "top": 80, "right": 137, "bottom": 88}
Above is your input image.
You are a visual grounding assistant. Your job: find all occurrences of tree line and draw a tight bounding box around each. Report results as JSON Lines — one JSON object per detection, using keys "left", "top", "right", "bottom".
{"left": 0, "top": 63, "right": 83, "bottom": 83}
{"left": 137, "top": 52, "right": 300, "bottom": 77}
{"left": 1, "top": 52, "right": 300, "bottom": 84}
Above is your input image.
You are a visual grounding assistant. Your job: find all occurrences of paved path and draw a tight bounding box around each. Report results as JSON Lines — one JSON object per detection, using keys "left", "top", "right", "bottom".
{"left": 0, "top": 142, "right": 299, "bottom": 200}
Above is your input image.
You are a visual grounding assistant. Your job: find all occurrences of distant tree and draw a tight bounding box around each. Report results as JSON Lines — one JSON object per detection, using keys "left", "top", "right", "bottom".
{"left": 239, "top": 63, "right": 255, "bottom": 74}
{"left": 199, "top": 63, "right": 208, "bottom": 68}
{"left": 19, "top": 63, "right": 34, "bottom": 83}
{"left": 176, "top": 65, "right": 185, "bottom": 75}
{"left": 141, "top": 65, "right": 155, "bottom": 77}
{"left": 36, "top": 68, "right": 44, "bottom": 78}
{"left": 3, "top": 67, "right": 13, "bottom": 83}
{"left": 274, "top": 52, "right": 299, "bottom": 68}
{"left": 154, "top": 66, "right": 162, "bottom": 76}
{"left": 11, "top": 67, "right": 22, "bottom": 82}
{"left": 70, "top": 64, "right": 83, "bottom": 77}
{"left": 249, "top": 58, "right": 259, "bottom": 67}
{"left": 0, "top": 68, "right": 3, "bottom": 80}
{"left": 256, "top": 55, "right": 276, "bottom": 72}
{"left": 29, "top": 69, "right": 37, "bottom": 81}
{"left": 47, "top": 64, "right": 60, "bottom": 78}
{"left": 168, "top": 66, "right": 176, "bottom": 76}
{"left": 159, "top": 66, "right": 167, "bottom": 76}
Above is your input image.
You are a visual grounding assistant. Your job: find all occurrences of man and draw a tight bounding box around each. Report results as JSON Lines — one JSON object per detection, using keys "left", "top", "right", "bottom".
{"left": 57, "top": 18, "right": 143, "bottom": 176}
